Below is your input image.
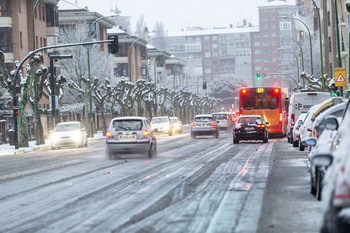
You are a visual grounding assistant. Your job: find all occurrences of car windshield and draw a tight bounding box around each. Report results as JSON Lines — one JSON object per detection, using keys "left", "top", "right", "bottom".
{"left": 170, "top": 118, "right": 178, "bottom": 123}
{"left": 55, "top": 123, "right": 80, "bottom": 132}
{"left": 212, "top": 114, "right": 227, "bottom": 120}
{"left": 152, "top": 118, "right": 168, "bottom": 123}
{"left": 194, "top": 117, "right": 213, "bottom": 122}
{"left": 113, "top": 120, "right": 143, "bottom": 131}
{"left": 238, "top": 117, "right": 261, "bottom": 124}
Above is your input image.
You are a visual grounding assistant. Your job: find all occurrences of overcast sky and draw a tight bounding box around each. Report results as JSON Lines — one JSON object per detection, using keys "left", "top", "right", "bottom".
{"left": 61, "top": 0, "right": 275, "bottom": 32}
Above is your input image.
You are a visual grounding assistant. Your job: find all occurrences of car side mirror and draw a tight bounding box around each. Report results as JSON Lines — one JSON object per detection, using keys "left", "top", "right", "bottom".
{"left": 265, "top": 122, "right": 269, "bottom": 125}
{"left": 298, "top": 120, "right": 303, "bottom": 125}
{"left": 311, "top": 153, "right": 333, "bottom": 167}
{"left": 305, "top": 137, "right": 317, "bottom": 146}
{"left": 324, "top": 117, "right": 338, "bottom": 131}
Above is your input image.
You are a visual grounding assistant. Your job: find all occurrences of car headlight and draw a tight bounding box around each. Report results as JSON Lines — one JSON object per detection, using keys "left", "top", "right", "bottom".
{"left": 50, "top": 133, "right": 59, "bottom": 144}
{"left": 72, "top": 131, "right": 82, "bottom": 143}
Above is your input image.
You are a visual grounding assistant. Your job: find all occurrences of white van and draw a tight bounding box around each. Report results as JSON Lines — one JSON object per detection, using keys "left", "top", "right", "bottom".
{"left": 287, "top": 92, "right": 331, "bottom": 143}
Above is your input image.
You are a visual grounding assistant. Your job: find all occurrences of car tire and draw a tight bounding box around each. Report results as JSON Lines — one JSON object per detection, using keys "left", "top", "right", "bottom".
{"left": 287, "top": 136, "right": 291, "bottom": 143}
{"left": 51, "top": 146, "right": 56, "bottom": 150}
{"left": 292, "top": 139, "right": 298, "bottom": 147}
{"left": 263, "top": 133, "right": 268, "bottom": 143}
{"left": 321, "top": 203, "right": 342, "bottom": 233}
{"left": 310, "top": 173, "right": 316, "bottom": 195}
{"left": 316, "top": 168, "right": 323, "bottom": 201}
{"left": 79, "top": 139, "right": 84, "bottom": 148}
{"left": 169, "top": 129, "right": 173, "bottom": 136}
{"left": 191, "top": 132, "right": 196, "bottom": 139}
{"left": 215, "top": 132, "right": 219, "bottom": 139}
{"left": 105, "top": 148, "right": 113, "bottom": 159}
{"left": 299, "top": 139, "right": 305, "bottom": 151}
{"left": 233, "top": 137, "right": 239, "bottom": 144}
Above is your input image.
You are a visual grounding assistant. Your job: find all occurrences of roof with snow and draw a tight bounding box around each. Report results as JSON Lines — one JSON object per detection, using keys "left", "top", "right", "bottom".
{"left": 167, "top": 26, "right": 259, "bottom": 38}
{"left": 258, "top": 0, "right": 295, "bottom": 8}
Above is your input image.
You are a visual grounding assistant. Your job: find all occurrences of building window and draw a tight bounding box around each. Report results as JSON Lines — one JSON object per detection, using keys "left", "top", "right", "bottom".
{"left": 205, "top": 52, "right": 211, "bottom": 57}
{"left": 39, "top": 5, "right": 41, "bottom": 20}
{"left": 205, "top": 69, "right": 212, "bottom": 74}
{"left": 264, "top": 58, "right": 269, "bottom": 62}
{"left": 42, "top": 6, "right": 45, "bottom": 21}
{"left": 280, "top": 22, "right": 291, "bottom": 30}
{"left": 18, "top": 0, "right": 21, "bottom": 13}
{"left": 212, "top": 44, "right": 218, "bottom": 49}
{"left": 46, "top": 5, "right": 59, "bottom": 27}
{"left": 141, "top": 65, "right": 147, "bottom": 78}
{"left": 0, "top": 0, "right": 11, "bottom": 17}
{"left": 20, "top": 32, "right": 23, "bottom": 48}
{"left": 0, "top": 27, "right": 13, "bottom": 52}
{"left": 36, "top": 36, "right": 38, "bottom": 49}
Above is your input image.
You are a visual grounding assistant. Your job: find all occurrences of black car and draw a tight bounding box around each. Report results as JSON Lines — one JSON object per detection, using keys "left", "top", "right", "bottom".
{"left": 233, "top": 115, "right": 269, "bottom": 144}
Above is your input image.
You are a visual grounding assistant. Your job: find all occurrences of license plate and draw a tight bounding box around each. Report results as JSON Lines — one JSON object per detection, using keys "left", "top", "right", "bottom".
{"left": 120, "top": 134, "right": 136, "bottom": 140}
{"left": 245, "top": 127, "right": 255, "bottom": 131}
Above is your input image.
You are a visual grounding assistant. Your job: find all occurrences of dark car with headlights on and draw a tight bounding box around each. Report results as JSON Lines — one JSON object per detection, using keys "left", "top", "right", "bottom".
{"left": 105, "top": 116, "right": 157, "bottom": 159}
{"left": 233, "top": 115, "right": 268, "bottom": 144}
{"left": 190, "top": 114, "right": 219, "bottom": 139}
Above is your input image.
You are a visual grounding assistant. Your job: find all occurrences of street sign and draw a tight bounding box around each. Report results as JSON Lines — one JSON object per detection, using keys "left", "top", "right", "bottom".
{"left": 334, "top": 68, "right": 347, "bottom": 87}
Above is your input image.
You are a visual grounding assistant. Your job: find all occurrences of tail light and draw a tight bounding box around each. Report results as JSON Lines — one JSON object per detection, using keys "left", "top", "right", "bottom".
{"left": 291, "top": 114, "right": 295, "bottom": 126}
{"left": 210, "top": 122, "right": 216, "bottom": 126}
{"left": 307, "top": 128, "right": 312, "bottom": 132}
{"left": 274, "top": 88, "right": 280, "bottom": 93}
{"left": 143, "top": 130, "right": 149, "bottom": 137}
{"left": 191, "top": 123, "right": 198, "bottom": 126}
{"left": 257, "top": 124, "right": 265, "bottom": 128}
{"left": 241, "top": 89, "right": 247, "bottom": 94}
{"left": 106, "top": 131, "right": 113, "bottom": 138}
{"left": 279, "top": 113, "right": 283, "bottom": 122}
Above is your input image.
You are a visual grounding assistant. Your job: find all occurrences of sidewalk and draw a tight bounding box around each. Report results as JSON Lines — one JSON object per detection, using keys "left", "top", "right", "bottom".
{"left": 0, "top": 132, "right": 105, "bottom": 156}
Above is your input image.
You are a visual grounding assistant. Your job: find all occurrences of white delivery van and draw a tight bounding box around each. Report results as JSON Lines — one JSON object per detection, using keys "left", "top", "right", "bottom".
{"left": 287, "top": 92, "right": 331, "bottom": 143}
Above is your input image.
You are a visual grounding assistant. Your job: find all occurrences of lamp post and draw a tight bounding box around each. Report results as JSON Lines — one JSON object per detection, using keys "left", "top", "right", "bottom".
{"left": 334, "top": 0, "right": 343, "bottom": 96}
{"left": 267, "top": 73, "right": 299, "bottom": 86}
{"left": 172, "top": 60, "right": 184, "bottom": 116}
{"left": 277, "top": 48, "right": 300, "bottom": 84}
{"left": 279, "top": 16, "right": 313, "bottom": 75}
{"left": 85, "top": 15, "right": 117, "bottom": 137}
{"left": 278, "top": 36, "right": 305, "bottom": 87}
{"left": 128, "top": 37, "right": 146, "bottom": 82}
{"left": 311, "top": 0, "right": 325, "bottom": 92}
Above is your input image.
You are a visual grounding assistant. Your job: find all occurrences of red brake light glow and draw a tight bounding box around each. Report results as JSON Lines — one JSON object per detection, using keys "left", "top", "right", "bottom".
{"left": 144, "top": 130, "right": 149, "bottom": 136}
{"left": 107, "top": 131, "right": 112, "bottom": 137}
{"left": 279, "top": 113, "right": 283, "bottom": 122}
{"left": 257, "top": 124, "right": 265, "bottom": 128}
{"left": 274, "top": 88, "right": 280, "bottom": 94}
{"left": 210, "top": 122, "right": 216, "bottom": 126}
{"left": 192, "top": 123, "right": 198, "bottom": 126}
{"left": 241, "top": 89, "right": 247, "bottom": 94}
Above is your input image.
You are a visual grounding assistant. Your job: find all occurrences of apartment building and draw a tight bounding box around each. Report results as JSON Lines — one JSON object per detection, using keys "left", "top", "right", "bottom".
{"left": 254, "top": 0, "right": 297, "bottom": 88}
{"left": 165, "top": 26, "right": 258, "bottom": 86}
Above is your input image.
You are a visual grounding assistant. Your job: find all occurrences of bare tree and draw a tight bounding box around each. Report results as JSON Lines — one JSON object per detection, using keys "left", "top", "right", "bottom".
{"left": 135, "top": 15, "right": 147, "bottom": 38}
{"left": 153, "top": 21, "right": 168, "bottom": 50}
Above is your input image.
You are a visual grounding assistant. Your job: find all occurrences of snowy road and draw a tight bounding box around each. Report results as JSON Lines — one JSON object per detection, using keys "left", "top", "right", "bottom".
{"left": 0, "top": 132, "right": 322, "bottom": 233}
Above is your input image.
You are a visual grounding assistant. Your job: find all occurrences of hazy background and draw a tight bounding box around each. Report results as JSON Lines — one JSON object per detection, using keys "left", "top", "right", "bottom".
{"left": 61, "top": 0, "right": 273, "bottom": 32}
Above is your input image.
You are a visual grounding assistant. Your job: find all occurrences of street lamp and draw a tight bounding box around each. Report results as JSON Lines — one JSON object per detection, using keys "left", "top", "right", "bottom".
{"left": 172, "top": 59, "right": 185, "bottom": 116}
{"left": 278, "top": 36, "right": 305, "bottom": 87}
{"left": 128, "top": 37, "right": 147, "bottom": 82}
{"left": 277, "top": 48, "right": 300, "bottom": 84}
{"left": 311, "top": 0, "right": 325, "bottom": 92}
{"left": 85, "top": 15, "right": 117, "bottom": 137}
{"left": 279, "top": 16, "right": 313, "bottom": 75}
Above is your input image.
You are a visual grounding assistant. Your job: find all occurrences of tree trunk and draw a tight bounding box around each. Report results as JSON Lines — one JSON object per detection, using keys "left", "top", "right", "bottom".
{"left": 84, "top": 91, "right": 90, "bottom": 134}
{"left": 100, "top": 104, "right": 107, "bottom": 135}
{"left": 18, "top": 104, "right": 29, "bottom": 147}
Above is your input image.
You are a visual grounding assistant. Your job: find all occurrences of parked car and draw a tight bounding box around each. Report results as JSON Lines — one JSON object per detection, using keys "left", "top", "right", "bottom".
{"left": 287, "top": 91, "right": 331, "bottom": 144}
{"left": 190, "top": 114, "right": 219, "bottom": 139}
{"left": 170, "top": 117, "right": 183, "bottom": 134}
{"left": 316, "top": 97, "right": 350, "bottom": 232}
{"left": 306, "top": 102, "right": 346, "bottom": 200}
{"left": 212, "top": 112, "right": 232, "bottom": 131}
{"left": 233, "top": 115, "right": 268, "bottom": 144}
{"left": 50, "top": 121, "right": 88, "bottom": 149}
{"left": 105, "top": 116, "right": 157, "bottom": 159}
{"left": 291, "top": 113, "right": 307, "bottom": 147}
{"left": 151, "top": 116, "right": 173, "bottom": 136}
{"left": 298, "top": 97, "right": 343, "bottom": 151}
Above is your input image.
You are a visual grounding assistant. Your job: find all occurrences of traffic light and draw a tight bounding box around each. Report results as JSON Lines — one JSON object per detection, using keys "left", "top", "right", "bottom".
{"left": 202, "top": 82, "right": 207, "bottom": 90}
{"left": 108, "top": 35, "right": 119, "bottom": 54}
{"left": 256, "top": 72, "right": 261, "bottom": 81}
{"left": 331, "top": 83, "right": 338, "bottom": 96}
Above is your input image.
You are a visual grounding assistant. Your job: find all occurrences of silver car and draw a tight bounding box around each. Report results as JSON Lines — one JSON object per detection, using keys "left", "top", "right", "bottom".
{"left": 50, "top": 121, "right": 88, "bottom": 149}
{"left": 190, "top": 114, "right": 219, "bottom": 139}
{"left": 105, "top": 116, "right": 157, "bottom": 159}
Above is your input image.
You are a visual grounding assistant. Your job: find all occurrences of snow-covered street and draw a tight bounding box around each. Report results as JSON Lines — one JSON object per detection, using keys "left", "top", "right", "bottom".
{"left": 0, "top": 132, "right": 322, "bottom": 232}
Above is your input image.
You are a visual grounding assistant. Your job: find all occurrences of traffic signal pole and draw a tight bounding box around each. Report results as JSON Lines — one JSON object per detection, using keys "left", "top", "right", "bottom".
{"left": 12, "top": 39, "right": 115, "bottom": 149}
